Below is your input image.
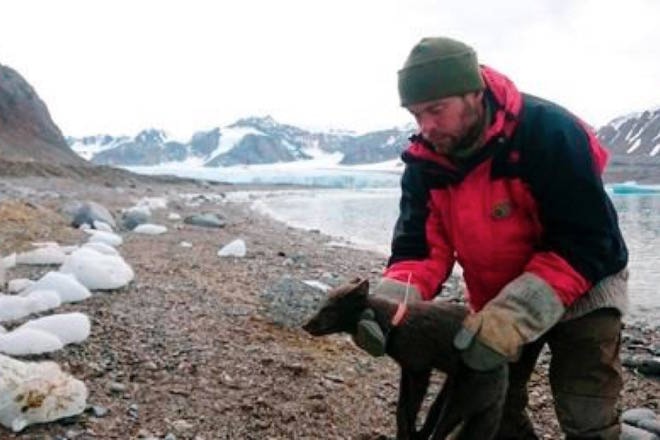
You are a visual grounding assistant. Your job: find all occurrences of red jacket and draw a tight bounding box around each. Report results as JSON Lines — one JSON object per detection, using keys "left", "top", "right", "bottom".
{"left": 384, "top": 66, "right": 627, "bottom": 312}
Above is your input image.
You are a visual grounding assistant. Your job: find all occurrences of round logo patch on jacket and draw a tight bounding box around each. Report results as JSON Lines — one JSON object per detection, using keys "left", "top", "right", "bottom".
{"left": 492, "top": 200, "right": 512, "bottom": 219}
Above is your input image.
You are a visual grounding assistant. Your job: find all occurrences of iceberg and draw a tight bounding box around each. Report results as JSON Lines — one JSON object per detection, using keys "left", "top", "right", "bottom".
{"left": 0, "top": 328, "right": 64, "bottom": 356}
{"left": 16, "top": 313, "right": 91, "bottom": 346}
{"left": 22, "top": 272, "right": 91, "bottom": 303}
{"left": 0, "top": 354, "right": 88, "bottom": 432}
{"left": 609, "top": 181, "right": 660, "bottom": 195}
{"left": 59, "top": 248, "right": 134, "bottom": 290}
{"left": 15, "top": 246, "right": 66, "bottom": 266}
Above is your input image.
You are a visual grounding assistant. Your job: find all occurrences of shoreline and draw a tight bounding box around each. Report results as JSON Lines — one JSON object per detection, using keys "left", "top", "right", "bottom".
{"left": 0, "top": 176, "right": 658, "bottom": 439}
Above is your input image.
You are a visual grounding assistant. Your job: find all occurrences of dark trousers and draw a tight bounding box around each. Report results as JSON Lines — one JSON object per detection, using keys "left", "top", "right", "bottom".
{"left": 495, "top": 308, "right": 623, "bottom": 440}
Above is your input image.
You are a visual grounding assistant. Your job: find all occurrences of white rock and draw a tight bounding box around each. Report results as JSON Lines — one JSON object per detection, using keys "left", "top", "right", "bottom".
{"left": 218, "top": 239, "right": 247, "bottom": 257}
{"left": 0, "top": 328, "right": 64, "bottom": 356}
{"left": 0, "top": 325, "right": 5, "bottom": 334}
{"left": 23, "top": 290, "right": 62, "bottom": 311}
{"left": 8, "top": 279, "right": 34, "bottom": 293}
{"left": 23, "top": 272, "right": 91, "bottom": 303}
{"left": 168, "top": 212, "right": 182, "bottom": 221}
{"left": 82, "top": 241, "right": 120, "bottom": 256}
{"left": 2, "top": 253, "right": 17, "bottom": 270}
{"left": 60, "top": 248, "right": 134, "bottom": 290}
{"left": 0, "top": 354, "right": 88, "bottom": 432}
{"left": 16, "top": 246, "right": 66, "bottom": 265}
{"left": 133, "top": 224, "right": 167, "bottom": 235}
{"left": 86, "top": 230, "right": 123, "bottom": 247}
{"left": 17, "top": 313, "right": 91, "bottom": 345}
{"left": 180, "top": 241, "right": 193, "bottom": 248}
{"left": 136, "top": 196, "right": 168, "bottom": 210}
{"left": 93, "top": 220, "right": 113, "bottom": 232}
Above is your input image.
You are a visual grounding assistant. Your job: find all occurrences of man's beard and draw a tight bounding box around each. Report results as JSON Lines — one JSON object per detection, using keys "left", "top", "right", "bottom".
{"left": 429, "top": 100, "right": 484, "bottom": 156}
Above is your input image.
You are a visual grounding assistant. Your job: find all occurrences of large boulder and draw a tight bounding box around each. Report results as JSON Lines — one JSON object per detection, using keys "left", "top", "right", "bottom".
{"left": 184, "top": 213, "right": 225, "bottom": 228}
{"left": 68, "top": 201, "right": 116, "bottom": 229}
{"left": 259, "top": 276, "right": 328, "bottom": 328}
{"left": 120, "top": 206, "right": 151, "bottom": 230}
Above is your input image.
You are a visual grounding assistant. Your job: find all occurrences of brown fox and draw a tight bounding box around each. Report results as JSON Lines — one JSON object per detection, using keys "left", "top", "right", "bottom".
{"left": 303, "top": 277, "right": 508, "bottom": 440}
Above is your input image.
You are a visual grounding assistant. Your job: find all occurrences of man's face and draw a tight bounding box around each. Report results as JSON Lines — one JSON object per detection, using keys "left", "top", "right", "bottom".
{"left": 406, "top": 92, "right": 484, "bottom": 155}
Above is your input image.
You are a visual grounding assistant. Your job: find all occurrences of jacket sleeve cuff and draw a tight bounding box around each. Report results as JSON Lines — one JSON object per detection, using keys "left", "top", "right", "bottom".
{"left": 383, "top": 263, "right": 439, "bottom": 301}
{"left": 524, "top": 252, "right": 592, "bottom": 306}
{"left": 372, "top": 278, "right": 423, "bottom": 302}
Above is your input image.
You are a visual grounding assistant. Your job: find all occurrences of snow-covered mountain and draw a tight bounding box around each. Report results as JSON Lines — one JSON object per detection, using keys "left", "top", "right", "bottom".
{"left": 67, "top": 129, "right": 188, "bottom": 166}
{"left": 597, "top": 107, "right": 660, "bottom": 182}
{"left": 597, "top": 107, "right": 660, "bottom": 158}
{"left": 67, "top": 107, "right": 660, "bottom": 183}
{"left": 67, "top": 116, "right": 413, "bottom": 168}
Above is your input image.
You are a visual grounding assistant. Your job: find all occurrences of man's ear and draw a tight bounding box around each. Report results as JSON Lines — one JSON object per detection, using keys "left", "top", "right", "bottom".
{"left": 465, "top": 90, "right": 483, "bottom": 102}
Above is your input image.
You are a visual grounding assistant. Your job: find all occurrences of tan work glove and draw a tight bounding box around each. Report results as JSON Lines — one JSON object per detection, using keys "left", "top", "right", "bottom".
{"left": 354, "top": 278, "right": 422, "bottom": 357}
{"left": 454, "top": 272, "right": 565, "bottom": 371}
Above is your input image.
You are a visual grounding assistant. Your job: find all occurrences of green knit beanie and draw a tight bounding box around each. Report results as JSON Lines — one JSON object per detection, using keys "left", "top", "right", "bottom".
{"left": 398, "top": 37, "right": 485, "bottom": 106}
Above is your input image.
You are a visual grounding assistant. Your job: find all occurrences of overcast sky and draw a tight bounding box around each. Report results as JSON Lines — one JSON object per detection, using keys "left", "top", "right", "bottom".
{"left": 1, "top": 0, "right": 658, "bottom": 139}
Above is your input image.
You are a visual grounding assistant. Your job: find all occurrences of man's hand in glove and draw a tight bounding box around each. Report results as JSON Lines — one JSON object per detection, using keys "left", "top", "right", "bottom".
{"left": 454, "top": 272, "right": 566, "bottom": 371}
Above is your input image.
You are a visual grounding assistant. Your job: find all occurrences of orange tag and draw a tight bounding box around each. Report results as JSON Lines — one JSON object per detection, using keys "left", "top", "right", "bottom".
{"left": 391, "top": 302, "right": 408, "bottom": 326}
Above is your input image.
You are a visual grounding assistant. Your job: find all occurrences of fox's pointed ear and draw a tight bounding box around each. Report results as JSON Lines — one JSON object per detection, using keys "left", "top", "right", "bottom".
{"left": 355, "top": 278, "right": 369, "bottom": 297}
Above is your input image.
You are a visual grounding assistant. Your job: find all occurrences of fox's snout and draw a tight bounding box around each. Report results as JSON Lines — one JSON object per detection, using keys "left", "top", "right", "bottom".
{"left": 301, "top": 320, "right": 316, "bottom": 334}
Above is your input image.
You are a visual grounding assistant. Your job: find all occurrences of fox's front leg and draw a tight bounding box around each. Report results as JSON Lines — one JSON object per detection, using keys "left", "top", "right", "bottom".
{"left": 396, "top": 368, "right": 431, "bottom": 440}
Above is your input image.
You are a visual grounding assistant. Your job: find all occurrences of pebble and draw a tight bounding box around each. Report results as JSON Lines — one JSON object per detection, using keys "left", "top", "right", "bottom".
{"left": 143, "top": 360, "right": 158, "bottom": 370}
{"left": 91, "top": 405, "right": 109, "bottom": 418}
{"left": 137, "top": 428, "right": 154, "bottom": 438}
{"left": 652, "top": 343, "right": 660, "bottom": 356}
{"left": 109, "top": 381, "right": 126, "bottom": 393}
{"left": 172, "top": 419, "right": 194, "bottom": 432}
{"left": 128, "top": 403, "right": 139, "bottom": 419}
{"left": 164, "top": 434, "right": 177, "bottom": 440}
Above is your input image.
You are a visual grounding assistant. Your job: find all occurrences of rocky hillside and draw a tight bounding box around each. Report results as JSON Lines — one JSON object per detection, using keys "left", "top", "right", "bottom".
{"left": 597, "top": 107, "right": 660, "bottom": 183}
{"left": 0, "top": 64, "right": 84, "bottom": 165}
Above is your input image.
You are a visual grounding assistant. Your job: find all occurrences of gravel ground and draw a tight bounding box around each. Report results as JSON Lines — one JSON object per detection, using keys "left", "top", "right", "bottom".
{"left": 0, "top": 175, "right": 658, "bottom": 440}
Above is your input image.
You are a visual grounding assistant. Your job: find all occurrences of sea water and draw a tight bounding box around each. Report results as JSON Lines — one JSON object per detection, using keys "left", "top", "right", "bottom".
{"left": 254, "top": 188, "right": 660, "bottom": 324}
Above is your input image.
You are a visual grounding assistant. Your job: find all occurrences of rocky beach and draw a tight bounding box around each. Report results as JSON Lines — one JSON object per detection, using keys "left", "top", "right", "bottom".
{"left": 0, "top": 173, "right": 657, "bottom": 440}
